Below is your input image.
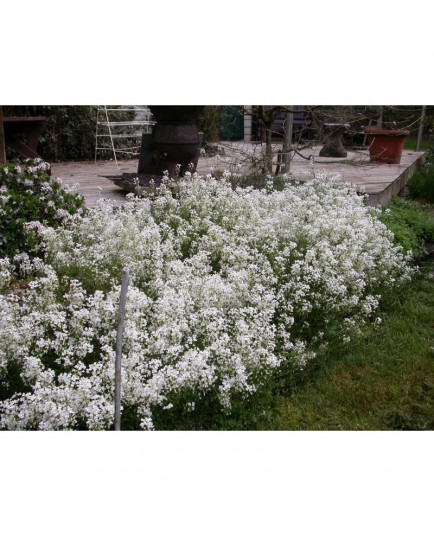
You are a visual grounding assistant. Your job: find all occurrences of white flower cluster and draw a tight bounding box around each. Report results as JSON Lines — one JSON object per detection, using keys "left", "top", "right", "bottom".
{"left": 25, "top": 158, "right": 51, "bottom": 176}
{"left": 0, "top": 258, "right": 12, "bottom": 292}
{"left": 0, "top": 173, "right": 413, "bottom": 430}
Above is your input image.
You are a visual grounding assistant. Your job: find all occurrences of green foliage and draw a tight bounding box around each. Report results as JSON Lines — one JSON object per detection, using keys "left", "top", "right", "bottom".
{"left": 197, "top": 106, "right": 223, "bottom": 145}
{"left": 0, "top": 159, "right": 86, "bottom": 258}
{"left": 39, "top": 106, "right": 98, "bottom": 161}
{"left": 378, "top": 196, "right": 434, "bottom": 259}
{"left": 407, "top": 152, "right": 434, "bottom": 202}
{"left": 220, "top": 105, "right": 245, "bottom": 141}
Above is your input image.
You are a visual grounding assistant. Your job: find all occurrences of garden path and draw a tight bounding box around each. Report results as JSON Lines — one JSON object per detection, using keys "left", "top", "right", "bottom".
{"left": 51, "top": 143, "right": 426, "bottom": 208}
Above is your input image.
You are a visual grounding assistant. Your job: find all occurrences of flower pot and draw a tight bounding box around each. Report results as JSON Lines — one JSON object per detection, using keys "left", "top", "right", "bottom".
{"left": 364, "top": 128, "right": 410, "bottom": 164}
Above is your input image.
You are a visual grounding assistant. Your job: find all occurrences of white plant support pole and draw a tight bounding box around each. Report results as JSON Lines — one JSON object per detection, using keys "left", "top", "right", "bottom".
{"left": 114, "top": 269, "right": 130, "bottom": 431}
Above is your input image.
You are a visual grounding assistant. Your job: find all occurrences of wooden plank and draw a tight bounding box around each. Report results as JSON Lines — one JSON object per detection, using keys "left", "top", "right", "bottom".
{"left": 51, "top": 146, "right": 426, "bottom": 208}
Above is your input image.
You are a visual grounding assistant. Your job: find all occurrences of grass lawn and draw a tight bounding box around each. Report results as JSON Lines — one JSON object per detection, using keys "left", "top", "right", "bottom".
{"left": 276, "top": 260, "right": 434, "bottom": 430}
{"left": 404, "top": 138, "right": 431, "bottom": 152}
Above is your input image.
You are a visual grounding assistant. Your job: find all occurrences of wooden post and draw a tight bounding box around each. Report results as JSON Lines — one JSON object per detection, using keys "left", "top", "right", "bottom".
{"left": 416, "top": 105, "right": 427, "bottom": 152}
{"left": 0, "top": 106, "right": 6, "bottom": 164}
{"left": 376, "top": 105, "right": 383, "bottom": 129}
{"left": 114, "top": 269, "right": 130, "bottom": 431}
{"left": 282, "top": 111, "right": 294, "bottom": 173}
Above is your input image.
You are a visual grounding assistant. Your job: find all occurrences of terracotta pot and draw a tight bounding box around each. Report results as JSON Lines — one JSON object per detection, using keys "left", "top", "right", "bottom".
{"left": 364, "top": 128, "right": 410, "bottom": 164}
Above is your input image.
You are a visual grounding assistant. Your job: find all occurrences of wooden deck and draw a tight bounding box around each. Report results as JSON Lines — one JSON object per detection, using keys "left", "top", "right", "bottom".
{"left": 51, "top": 144, "right": 426, "bottom": 208}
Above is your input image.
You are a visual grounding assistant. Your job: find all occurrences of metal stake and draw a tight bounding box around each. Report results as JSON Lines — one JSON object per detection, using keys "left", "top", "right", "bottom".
{"left": 115, "top": 269, "right": 130, "bottom": 431}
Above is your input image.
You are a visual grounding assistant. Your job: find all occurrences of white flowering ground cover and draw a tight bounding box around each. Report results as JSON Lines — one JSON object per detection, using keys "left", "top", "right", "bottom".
{"left": 0, "top": 172, "right": 413, "bottom": 430}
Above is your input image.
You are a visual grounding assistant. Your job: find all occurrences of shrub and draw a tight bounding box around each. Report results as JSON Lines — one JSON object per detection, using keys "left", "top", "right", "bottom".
{"left": 0, "top": 159, "right": 86, "bottom": 258}
{"left": 378, "top": 196, "right": 434, "bottom": 259}
{"left": 407, "top": 152, "right": 434, "bottom": 202}
{"left": 0, "top": 173, "right": 413, "bottom": 430}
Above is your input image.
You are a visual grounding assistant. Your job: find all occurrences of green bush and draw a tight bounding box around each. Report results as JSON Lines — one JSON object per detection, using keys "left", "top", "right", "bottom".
{"left": 378, "top": 196, "right": 434, "bottom": 259}
{"left": 0, "top": 159, "right": 86, "bottom": 258}
{"left": 407, "top": 151, "right": 434, "bottom": 202}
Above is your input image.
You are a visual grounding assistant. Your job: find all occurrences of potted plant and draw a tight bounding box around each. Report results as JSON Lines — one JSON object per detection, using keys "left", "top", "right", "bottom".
{"left": 364, "top": 127, "right": 410, "bottom": 164}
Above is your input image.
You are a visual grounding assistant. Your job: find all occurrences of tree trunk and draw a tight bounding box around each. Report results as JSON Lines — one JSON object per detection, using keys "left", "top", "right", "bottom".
{"left": 264, "top": 127, "right": 273, "bottom": 173}
{"left": 376, "top": 105, "right": 383, "bottom": 128}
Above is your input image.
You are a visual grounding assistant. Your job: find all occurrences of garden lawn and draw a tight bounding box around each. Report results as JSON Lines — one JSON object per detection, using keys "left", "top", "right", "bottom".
{"left": 277, "top": 260, "right": 434, "bottom": 430}
{"left": 404, "top": 138, "right": 431, "bottom": 152}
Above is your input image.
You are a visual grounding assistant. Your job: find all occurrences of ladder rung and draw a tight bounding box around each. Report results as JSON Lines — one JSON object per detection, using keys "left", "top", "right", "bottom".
{"left": 96, "top": 132, "right": 146, "bottom": 138}
{"left": 97, "top": 121, "right": 155, "bottom": 127}
{"left": 97, "top": 107, "right": 151, "bottom": 112}
{"left": 95, "top": 146, "right": 141, "bottom": 150}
